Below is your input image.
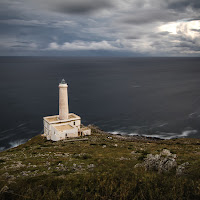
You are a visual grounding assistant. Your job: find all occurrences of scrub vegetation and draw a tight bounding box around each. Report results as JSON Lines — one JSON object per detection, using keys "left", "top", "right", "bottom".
{"left": 0, "top": 126, "right": 200, "bottom": 200}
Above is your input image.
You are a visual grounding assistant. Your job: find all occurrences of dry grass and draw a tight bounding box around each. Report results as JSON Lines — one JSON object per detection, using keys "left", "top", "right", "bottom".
{"left": 0, "top": 126, "right": 200, "bottom": 200}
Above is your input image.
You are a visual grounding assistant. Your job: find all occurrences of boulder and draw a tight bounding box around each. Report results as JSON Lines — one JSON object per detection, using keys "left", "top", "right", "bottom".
{"left": 176, "top": 162, "right": 189, "bottom": 175}
{"left": 135, "top": 149, "right": 177, "bottom": 173}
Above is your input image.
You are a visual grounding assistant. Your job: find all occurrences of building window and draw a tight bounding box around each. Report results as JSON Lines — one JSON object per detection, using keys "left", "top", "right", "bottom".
{"left": 65, "top": 133, "right": 67, "bottom": 138}
{"left": 74, "top": 122, "right": 76, "bottom": 125}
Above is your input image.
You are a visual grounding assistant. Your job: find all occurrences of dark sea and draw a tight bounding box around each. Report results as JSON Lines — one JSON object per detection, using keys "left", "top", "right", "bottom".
{"left": 0, "top": 57, "right": 200, "bottom": 151}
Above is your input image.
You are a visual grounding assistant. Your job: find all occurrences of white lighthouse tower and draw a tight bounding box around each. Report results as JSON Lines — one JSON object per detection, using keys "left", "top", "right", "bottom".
{"left": 59, "top": 79, "right": 69, "bottom": 120}
{"left": 43, "top": 79, "right": 91, "bottom": 141}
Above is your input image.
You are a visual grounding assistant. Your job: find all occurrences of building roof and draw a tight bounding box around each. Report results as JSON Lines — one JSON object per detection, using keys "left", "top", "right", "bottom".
{"left": 45, "top": 116, "right": 59, "bottom": 123}
{"left": 44, "top": 113, "right": 81, "bottom": 124}
{"left": 68, "top": 114, "right": 77, "bottom": 119}
{"left": 81, "top": 127, "right": 90, "bottom": 131}
{"left": 54, "top": 124, "right": 74, "bottom": 132}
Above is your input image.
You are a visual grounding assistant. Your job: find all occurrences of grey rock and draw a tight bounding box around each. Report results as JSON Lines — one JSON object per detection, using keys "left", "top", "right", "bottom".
{"left": 131, "top": 151, "right": 137, "bottom": 154}
{"left": 119, "top": 157, "right": 130, "bottom": 160}
{"left": 134, "top": 163, "right": 143, "bottom": 168}
{"left": 88, "top": 164, "right": 95, "bottom": 168}
{"left": 160, "top": 149, "right": 172, "bottom": 156}
{"left": 140, "top": 149, "right": 177, "bottom": 173}
{"left": 176, "top": 162, "right": 189, "bottom": 176}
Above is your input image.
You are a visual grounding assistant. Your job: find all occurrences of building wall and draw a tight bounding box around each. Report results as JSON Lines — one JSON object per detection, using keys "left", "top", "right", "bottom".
{"left": 82, "top": 129, "right": 91, "bottom": 136}
{"left": 43, "top": 117, "right": 87, "bottom": 141}
{"left": 63, "top": 127, "right": 79, "bottom": 138}
{"left": 67, "top": 119, "right": 81, "bottom": 130}
{"left": 48, "top": 123, "right": 79, "bottom": 141}
{"left": 43, "top": 120, "right": 49, "bottom": 136}
{"left": 43, "top": 120, "right": 52, "bottom": 140}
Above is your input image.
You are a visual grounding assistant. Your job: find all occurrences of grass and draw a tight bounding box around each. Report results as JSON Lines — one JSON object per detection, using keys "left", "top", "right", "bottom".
{"left": 0, "top": 126, "right": 200, "bottom": 199}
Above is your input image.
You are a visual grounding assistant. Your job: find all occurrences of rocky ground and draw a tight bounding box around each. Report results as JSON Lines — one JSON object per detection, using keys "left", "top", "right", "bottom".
{"left": 0, "top": 125, "right": 200, "bottom": 200}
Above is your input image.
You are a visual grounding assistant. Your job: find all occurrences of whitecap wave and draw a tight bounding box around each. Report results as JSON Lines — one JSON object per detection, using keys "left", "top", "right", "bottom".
{"left": 181, "top": 130, "right": 198, "bottom": 137}
{"left": 129, "top": 133, "right": 139, "bottom": 136}
{"left": 188, "top": 112, "right": 200, "bottom": 119}
{"left": 188, "top": 110, "right": 200, "bottom": 118}
{"left": 0, "top": 133, "right": 15, "bottom": 141}
{"left": 9, "top": 139, "right": 27, "bottom": 148}
{"left": 109, "top": 130, "right": 177, "bottom": 139}
{"left": 0, "top": 147, "right": 5, "bottom": 152}
{"left": 17, "top": 123, "right": 27, "bottom": 128}
{"left": 109, "top": 129, "right": 198, "bottom": 140}
{"left": 0, "top": 128, "right": 15, "bottom": 134}
{"left": 142, "top": 133, "right": 178, "bottom": 140}
{"left": 109, "top": 131, "right": 127, "bottom": 135}
{"left": 157, "top": 123, "right": 168, "bottom": 127}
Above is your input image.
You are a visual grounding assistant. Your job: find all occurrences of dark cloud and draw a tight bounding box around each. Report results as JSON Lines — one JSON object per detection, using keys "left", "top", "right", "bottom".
{"left": 125, "top": 36, "right": 140, "bottom": 40}
{"left": 147, "top": 31, "right": 170, "bottom": 39}
{"left": 167, "top": 0, "right": 200, "bottom": 11}
{"left": 150, "top": 31, "right": 200, "bottom": 55}
{"left": 121, "top": 9, "right": 178, "bottom": 25}
{"left": 0, "top": 0, "right": 200, "bottom": 56}
{"left": 125, "top": 31, "right": 170, "bottom": 40}
{"left": 174, "top": 41, "right": 200, "bottom": 52}
{"left": 52, "top": 0, "right": 113, "bottom": 15}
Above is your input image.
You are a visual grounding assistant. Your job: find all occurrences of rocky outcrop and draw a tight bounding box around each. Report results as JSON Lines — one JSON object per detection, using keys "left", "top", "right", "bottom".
{"left": 176, "top": 162, "right": 189, "bottom": 176}
{"left": 135, "top": 149, "right": 190, "bottom": 175}
{"left": 143, "top": 149, "right": 177, "bottom": 173}
{"left": 135, "top": 149, "right": 177, "bottom": 173}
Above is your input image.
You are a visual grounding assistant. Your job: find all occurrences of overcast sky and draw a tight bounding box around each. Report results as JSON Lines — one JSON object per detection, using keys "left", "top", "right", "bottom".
{"left": 0, "top": 0, "right": 200, "bottom": 56}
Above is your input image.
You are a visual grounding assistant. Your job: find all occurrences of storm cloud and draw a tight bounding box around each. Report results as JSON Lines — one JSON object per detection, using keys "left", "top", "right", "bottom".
{"left": 0, "top": 0, "right": 200, "bottom": 56}
{"left": 167, "top": 0, "right": 200, "bottom": 11}
{"left": 121, "top": 9, "right": 179, "bottom": 25}
{"left": 51, "top": 0, "right": 113, "bottom": 15}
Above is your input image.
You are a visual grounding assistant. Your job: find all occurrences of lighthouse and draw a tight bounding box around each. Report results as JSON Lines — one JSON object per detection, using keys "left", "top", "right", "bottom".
{"left": 43, "top": 79, "right": 91, "bottom": 141}
{"left": 59, "top": 79, "right": 69, "bottom": 120}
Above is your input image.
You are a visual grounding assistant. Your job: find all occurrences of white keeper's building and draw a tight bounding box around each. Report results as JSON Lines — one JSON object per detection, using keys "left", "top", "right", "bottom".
{"left": 43, "top": 79, "right": 91, "bottom": 141}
